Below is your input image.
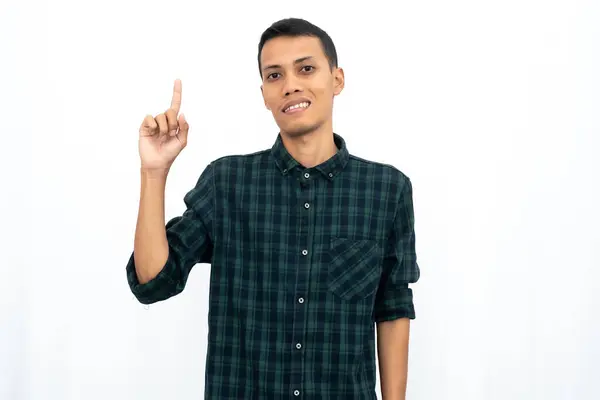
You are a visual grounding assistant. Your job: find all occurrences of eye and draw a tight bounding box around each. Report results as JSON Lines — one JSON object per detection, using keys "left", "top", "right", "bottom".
{"left": 267, "top": 72, "right": 280, "bottom": 80}
{"left": 302, "top": 65, "right": 314, "bottom": 72}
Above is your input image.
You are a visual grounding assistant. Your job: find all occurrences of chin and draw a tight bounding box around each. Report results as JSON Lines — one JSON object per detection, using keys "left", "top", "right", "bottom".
{"left": 280, "top": 120, "right": 323, "bottom": 138}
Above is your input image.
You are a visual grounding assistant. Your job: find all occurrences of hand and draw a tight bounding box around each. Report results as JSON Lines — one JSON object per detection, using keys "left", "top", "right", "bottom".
{"left": 138, "top": 79, "right": 189, "bottom": 171}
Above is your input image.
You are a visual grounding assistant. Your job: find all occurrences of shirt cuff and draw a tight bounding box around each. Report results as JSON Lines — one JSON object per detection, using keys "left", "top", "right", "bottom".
{"left": 373, "top": 286, "right": 416, "bottom": 322}
{"left": 126, "top": 251, "right": 177, "bottom": 304}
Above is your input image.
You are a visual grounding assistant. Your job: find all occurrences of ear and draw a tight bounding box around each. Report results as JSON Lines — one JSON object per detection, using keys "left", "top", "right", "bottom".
{"left": 333, "top": 67, "right": 345, "bottom": 96}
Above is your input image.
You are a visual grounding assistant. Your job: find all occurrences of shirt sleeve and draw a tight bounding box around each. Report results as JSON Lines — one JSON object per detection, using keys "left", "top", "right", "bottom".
{"left": 373, "top": 175, "right": 420, "bottom": 322}
{"left": 126, "top": 163, "right": 215, "bottom": 304}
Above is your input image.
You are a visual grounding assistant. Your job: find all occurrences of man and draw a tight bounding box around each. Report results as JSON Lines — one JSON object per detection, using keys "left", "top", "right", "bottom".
{"left": 126, "top": 17, "right": 420, "bottom": 399}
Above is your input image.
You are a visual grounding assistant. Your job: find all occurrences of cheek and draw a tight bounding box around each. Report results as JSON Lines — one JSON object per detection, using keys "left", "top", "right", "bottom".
{"left": 312, "top": 81, "right": 334, "bottom": 103}
{"left": 262, "top": 90, "right": 278, "bottom": 110}
{"left": 313, "top": 89, "right": 333, "bottom": 110}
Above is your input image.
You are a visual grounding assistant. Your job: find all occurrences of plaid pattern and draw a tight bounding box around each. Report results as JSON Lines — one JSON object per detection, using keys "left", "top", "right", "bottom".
{"left": 126, "top": 132, "right": 420, "bottom": 399}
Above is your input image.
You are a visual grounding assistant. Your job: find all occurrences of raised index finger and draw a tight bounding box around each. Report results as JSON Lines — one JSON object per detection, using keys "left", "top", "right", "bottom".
{"left": 170, "top": 79, "right": 182, "bottom": 113}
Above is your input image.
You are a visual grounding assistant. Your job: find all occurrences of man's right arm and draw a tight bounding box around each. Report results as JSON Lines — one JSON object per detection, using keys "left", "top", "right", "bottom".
{"left": 133, "top": 168, "right": 170, "bottom": 284}
{"left": 126, "top": 163, "right": 215, "bottom": 304}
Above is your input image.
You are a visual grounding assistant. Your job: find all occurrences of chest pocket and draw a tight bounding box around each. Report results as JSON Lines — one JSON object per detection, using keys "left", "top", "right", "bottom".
{"left": 327, "top": 237, "right": 382, "bottom": 301}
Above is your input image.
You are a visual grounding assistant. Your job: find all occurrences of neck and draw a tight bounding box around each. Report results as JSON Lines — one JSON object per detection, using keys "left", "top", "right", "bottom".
{"left": 280, "top": 121, "right": 337, "bottom": 169}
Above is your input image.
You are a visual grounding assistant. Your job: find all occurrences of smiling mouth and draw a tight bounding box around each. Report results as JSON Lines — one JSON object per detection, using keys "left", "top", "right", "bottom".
{"left": 283, "top": 101, "right": 311, "bottom": 114}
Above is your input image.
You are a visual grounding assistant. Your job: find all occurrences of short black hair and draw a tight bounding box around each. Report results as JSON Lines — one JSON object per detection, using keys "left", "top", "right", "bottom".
{"left": 257, "top": 18, "right": 338, "bottom": 79}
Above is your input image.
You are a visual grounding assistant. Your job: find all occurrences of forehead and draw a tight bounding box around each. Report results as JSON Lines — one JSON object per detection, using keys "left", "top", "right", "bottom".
{"left": 260, "top": 35, "right": 326, "bottom": 67}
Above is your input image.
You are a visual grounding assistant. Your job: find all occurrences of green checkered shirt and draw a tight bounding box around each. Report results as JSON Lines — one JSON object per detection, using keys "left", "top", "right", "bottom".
{"left": 126, "top": 132, "right": 420, "bottom": 399}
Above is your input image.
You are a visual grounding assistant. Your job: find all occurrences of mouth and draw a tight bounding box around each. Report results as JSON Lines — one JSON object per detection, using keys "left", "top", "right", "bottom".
{"left": 282, "top": 101, "right": 311, "bottom": 115}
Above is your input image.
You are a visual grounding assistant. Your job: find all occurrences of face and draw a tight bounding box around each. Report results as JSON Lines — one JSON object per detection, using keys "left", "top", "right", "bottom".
{"left": 260, "top": 35, "right": 344, "bottom": 138}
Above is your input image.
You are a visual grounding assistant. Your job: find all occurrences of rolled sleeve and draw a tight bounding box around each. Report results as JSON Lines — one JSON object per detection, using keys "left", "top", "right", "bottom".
{"left": 126, "top": 163, "right": 215, "bottom": 304}
{"left": 373, "top": 176, "right": 420, "bottom": 322}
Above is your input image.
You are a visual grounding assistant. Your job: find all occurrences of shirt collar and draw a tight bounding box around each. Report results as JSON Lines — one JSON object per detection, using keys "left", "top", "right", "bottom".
{"left": 271, "top": 132, "right": 350, "bottom": 180}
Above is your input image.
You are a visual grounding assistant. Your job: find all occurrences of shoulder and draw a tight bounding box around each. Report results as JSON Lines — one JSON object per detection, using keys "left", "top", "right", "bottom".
{"left": 209, "top": 148, "right": 271, "bottom": 171}
{"left": 348, "top": 154, "right": 412, "bottom": 191}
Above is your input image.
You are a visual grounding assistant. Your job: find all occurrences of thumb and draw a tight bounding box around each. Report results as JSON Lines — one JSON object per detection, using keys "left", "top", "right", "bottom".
{"left": 178, "top": 113, "right": 189, "bottom": 142}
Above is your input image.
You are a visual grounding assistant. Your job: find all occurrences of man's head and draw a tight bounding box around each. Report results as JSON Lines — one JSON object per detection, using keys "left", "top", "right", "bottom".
{"left": 258, "top": 18, "right": 344, "bottom": 139}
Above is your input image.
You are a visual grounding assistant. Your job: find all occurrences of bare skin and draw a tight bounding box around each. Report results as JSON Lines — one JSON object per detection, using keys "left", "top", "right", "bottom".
{"left": 133, "top": 79, "right": 189, "bottom": 284}
{"left": 259, "top": 36, "right": 345, "bottom": 168}
{"left": 138, "top": 79, "right": 189, "bottom": 172}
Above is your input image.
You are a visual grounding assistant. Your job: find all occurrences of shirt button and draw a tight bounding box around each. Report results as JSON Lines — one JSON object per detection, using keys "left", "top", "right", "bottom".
{"left": 304, "top": 202, "right": 310, "bottom": 209}
{"left": 304, "top": 172, "right": 310, "bottom": 179}
{"left": 298, "top": 297, "right": 304, "bottom": 304}
{"left": 283, "top": 168, "right": 287, "bottom": 173}
{"left": 296, "top": 343, "right": 302, "bottom": 349}
{"left": 294, "top": 390, "right": 300, "bottom": 396}
{"left": 302, "top": 249, "right": 308, "bottom": 256}
{"left": 329, "top": 172, "right": 333, "bottom": 177}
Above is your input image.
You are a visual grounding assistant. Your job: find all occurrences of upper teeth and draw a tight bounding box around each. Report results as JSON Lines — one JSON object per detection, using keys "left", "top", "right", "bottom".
{"left": 285, "top": 102, "right": 310, "bottom": 112}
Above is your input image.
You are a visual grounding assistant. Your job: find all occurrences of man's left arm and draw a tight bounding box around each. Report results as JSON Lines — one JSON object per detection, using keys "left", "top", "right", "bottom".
{"left": 377, "top": 317, "right": 410, "bottom": 400}
{"left": 372, "top": 175, "right": 420, "bottom": 400}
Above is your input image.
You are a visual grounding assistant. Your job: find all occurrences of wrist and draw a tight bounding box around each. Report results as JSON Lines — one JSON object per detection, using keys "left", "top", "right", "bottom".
{"left": 140, "top": 167, "right": 170, "bottom": 179}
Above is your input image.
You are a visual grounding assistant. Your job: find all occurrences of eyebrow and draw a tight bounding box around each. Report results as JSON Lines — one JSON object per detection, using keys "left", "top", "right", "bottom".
{"left": 262, "top": 56, "right": 314, "bottom": 72}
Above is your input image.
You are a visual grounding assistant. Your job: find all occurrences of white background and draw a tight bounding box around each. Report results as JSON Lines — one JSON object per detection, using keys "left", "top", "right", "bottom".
{"left": 2, "top": 0, "right": 599, "bottom": 399}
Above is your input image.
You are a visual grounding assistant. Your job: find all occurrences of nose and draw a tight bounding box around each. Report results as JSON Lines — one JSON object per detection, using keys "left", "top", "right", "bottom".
{"left": 285, "top": 88, "right": 302, "bottom": 97}
{"left": 282, "top": 76, "right": 303, "bottom": 97}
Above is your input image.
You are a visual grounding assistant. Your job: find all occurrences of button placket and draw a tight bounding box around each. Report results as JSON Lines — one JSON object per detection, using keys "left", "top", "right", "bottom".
{"left": 291, "top": 169, "right": 314, "bottom": 398}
